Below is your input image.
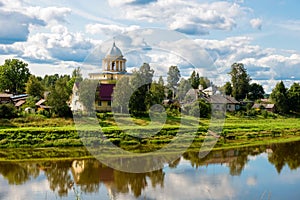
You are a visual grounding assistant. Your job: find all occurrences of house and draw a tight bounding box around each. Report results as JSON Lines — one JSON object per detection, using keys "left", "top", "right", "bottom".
{"left": 10, "top": 94, "right": 28, "bottom": 108}
{"left": 0, "top": 93, "right": 12, "bottom": 104}
{"left": 35, "top": 99, "right": 51, "bottom": 111}
{"left": 251, "top": 103, "right": 275, "bottom": 112}
{"left": 69, "top": 82, "right": 85, "bottom": 112}
{"left": 205, "top": 95, "right": 240, "bottom": 112}
{"left": 265, "top": 104, "right": 275, "bottom": 112}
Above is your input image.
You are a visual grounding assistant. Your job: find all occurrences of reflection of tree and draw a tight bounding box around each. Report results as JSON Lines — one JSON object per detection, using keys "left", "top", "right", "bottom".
{"left": 268, "top": 141, "right": 300, "bottom": 173}
{"left": 183, "top": 146, "right": 266, "bottom": 176}
{"left": 43, "top": 161, "right": 73, "bottom": 197}
{"left": 113, "top": 169, "right": 164, "bottom": 198}
{"left": 0, "top": 163, "right": 31, "bottom": 185}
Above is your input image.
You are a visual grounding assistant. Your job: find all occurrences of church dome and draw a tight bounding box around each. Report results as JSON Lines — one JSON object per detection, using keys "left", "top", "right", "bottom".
{"left": 106, "top": 42, "right": 123, "bottom": 58}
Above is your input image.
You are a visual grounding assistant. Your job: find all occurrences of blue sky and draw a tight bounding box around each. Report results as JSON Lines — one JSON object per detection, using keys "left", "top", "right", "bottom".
{"left": 0, "top": 0, "right": 299, "bottom": 92}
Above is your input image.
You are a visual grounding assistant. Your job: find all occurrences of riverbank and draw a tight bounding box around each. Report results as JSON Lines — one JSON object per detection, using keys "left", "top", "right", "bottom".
{"left": 0, "top": 114, "right": 300, "bottom": 159}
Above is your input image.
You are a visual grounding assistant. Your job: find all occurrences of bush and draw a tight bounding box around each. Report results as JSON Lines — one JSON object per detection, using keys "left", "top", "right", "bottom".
{"left": 0, "top": 103, "right": 17, "bottom": 119}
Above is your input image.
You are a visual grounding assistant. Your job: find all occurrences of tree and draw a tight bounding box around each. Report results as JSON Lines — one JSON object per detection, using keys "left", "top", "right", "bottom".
{"left": 167, "top": 66, "right": 180, "bottom": 99}
{"left": 223, "top": 82, "right": 232, "bottom": 96}
{"left": 78, "top": 79, "right": 99, "bottom": 113}
{"left": 177, "top": 78, "right": 191, "bottom": 101}
{"left": 199, "top": 77, "right": 210, "bottom": 90}
{"left": 0, "top": 103, "right": 17, "bottom": 119}
{"left": 0, "top": 59, "right": 31, "bottom": 94}
{"left": 129, "top": 63, "right": 154, "bottom": 116}
{"left": 158, "top": 76, "right": 164, "bottom": 86}
{"left": 270, "top": 81, "right": 289, "bottom": 114}
{"left": 25, "top": 75, "right": 45, "bottom": 98}
{"left": 248, "top": 83, "right": 265, "bottom": 101}
{"left": 47, "top": 77, "right": 72, "bottom": 117}
{"left": 287, "top": 82, "right": 300, "bottom": 113}
{"left": 42, "top": 74, "right": 59, "bottom": 89}
{"left": 112, "top": 76, "right": 132, "bottom": 113}
{"left": 149, "top": 81, "right": 165, "bottom": 105}
{"left": 68, "top": 67, "right": 83, "bottom": 91}
{"left": 189, "top": 70, "right": 200, "bottom": 89}
{"left": 229, "top": 63, "right": 251, "bottom": 100}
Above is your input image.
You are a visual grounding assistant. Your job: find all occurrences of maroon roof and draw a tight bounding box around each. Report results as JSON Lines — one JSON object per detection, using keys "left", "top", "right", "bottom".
{"left": 99, "top": 84, "right": 115, "bottom": 101}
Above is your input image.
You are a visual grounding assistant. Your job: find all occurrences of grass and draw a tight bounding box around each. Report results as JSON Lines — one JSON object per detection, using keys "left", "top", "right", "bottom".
{"left": 0, "top": 113, "right": 299, "bottom": 158}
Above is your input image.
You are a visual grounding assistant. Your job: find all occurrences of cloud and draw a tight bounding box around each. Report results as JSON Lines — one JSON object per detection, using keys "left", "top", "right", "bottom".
{"left": 0, "top": 11, "right": 45, "bottom": 44}
{"left": 107, "top": 0, "right": 248, "bottom": 35}
{"left": 85, "top": 23, "right": 140, "bottom": 36}
{"left": 108, "top": 0, "right": 157, "bottom": 7}
{"left": 250, "top": 18, "right": 263, "bottom": 30}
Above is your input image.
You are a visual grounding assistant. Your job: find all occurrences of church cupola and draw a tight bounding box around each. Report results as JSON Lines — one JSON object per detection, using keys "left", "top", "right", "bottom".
{"left": 102, "top": 42, "right": 126, "bottom": 72}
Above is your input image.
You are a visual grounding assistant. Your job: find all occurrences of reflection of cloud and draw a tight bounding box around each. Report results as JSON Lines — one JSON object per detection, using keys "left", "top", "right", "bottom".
{"left": 246, "top": 176, "right": 257, "bottom": 186}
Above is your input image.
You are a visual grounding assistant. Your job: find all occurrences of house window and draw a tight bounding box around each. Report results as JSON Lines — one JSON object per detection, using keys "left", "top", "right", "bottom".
{"left": 108, "top": 101, "right": 111, "bottom": 106}
{"left": 98, "top": 101, "right": 102, "bottom": 106}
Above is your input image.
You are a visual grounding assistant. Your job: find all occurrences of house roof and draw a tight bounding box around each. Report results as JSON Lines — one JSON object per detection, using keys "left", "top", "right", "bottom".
{"left": 252, "top": 103, "right": 262, "bottom": 109}
{"left": 11, "top": 94, "right": 28, "bottom": 100}
{"left": 265, "top": 104, "right": 275, "bottom": 109}
{"left": 36, "top": 99, "right": 46, "bottom": 106}
{"left": 0, "top": 93, "right": 12, "bottom": 98}
{"left": 99, "top": 84, "right": 115, "bottom": 101}
{"left": 207, "top": 95, "right": 239, "bottom": 104}
{"left": 15, "top": 100, "right": 26, "bottom": 107}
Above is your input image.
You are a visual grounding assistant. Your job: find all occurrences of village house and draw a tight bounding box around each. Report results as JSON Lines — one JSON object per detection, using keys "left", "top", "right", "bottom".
{"left": 205, "top": 94, "right": 240, "bottom": 112}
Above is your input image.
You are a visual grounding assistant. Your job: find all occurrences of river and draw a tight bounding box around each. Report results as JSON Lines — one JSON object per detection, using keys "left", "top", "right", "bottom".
{"left": 1, "top": 141, "right": 300, "bottom": 199}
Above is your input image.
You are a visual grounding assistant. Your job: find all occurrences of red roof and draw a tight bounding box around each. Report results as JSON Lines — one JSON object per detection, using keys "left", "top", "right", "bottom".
{"left": 99, "top": 84, "right": 115, "bottom": 101}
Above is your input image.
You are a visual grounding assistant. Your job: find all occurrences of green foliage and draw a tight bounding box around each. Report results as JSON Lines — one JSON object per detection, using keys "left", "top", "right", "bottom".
{"left": 199, "top": 77, "right": 210, "bottom": 90}
{"left": 177, "top": 78, "right": 191, "bottom": 101}
{"left": 229, "top": 63, "right": 251, "bottom": 100}
{"left": 167, "top": 66, "right": 180, "bottom": 98}
{"left": 129, "top": 63, "right": 154, "bottom": 116}
{"left": 25, "top": 75, "right": 45, "bottom": 98}
{"left": 248, "top": 83, "right": 265, "bottom": 101}
{"left": 67, "top": 67, "right": 83, "bottom": 92}
{"left": 223, "top": 82, "right": 232, "bottom": 95}
{"left": 287, "top": 82, "right": 300, "bottom": 113}
{"left": 78, "top": 79, "right": 98, "bottom": 113}
{"left": 189, "top": 70, "right": 200, "bottom": 89}
{"left": 0, "top": 104, "right": 17, "bottom": 119}
{"left": 0, "top": 59, "right": 31, "bottom": 94}
{"left": 112, "top": 76, "right": 132, "bottom": 113}
{"left": 149, "top": 82, "right": 165, "bottom": 105}
{"left": 47, "top": 77, "right": 72, "bottom": 117}
{"left": 271, "top": 81, "right": 289, "bottom": 114}
{"left": 42, "top": 74, "right": 59, "bottom": 89}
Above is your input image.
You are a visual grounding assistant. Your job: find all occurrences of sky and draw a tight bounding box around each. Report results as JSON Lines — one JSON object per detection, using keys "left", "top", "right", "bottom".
{"left": 0, "top": 0, "right": 299, "bottom": 92}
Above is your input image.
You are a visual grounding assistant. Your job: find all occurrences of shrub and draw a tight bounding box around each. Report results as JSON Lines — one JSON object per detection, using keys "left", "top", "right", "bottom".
{"left": 0, "top": 103, "right": 17, "bottom": 119}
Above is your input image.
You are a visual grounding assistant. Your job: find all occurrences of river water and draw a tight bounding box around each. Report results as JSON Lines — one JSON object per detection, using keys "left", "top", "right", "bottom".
{"left": 1, "top": 141, "right": 300, "bottom": 200}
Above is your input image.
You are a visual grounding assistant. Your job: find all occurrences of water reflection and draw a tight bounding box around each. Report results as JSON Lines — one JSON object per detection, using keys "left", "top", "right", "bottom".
{"left": 0, "top": 141, "right": 300, "bottom": 199}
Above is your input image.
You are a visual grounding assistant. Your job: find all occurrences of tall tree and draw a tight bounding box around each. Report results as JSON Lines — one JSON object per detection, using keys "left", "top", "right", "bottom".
{"left": 229, "top": 63, "right": 251, "bottom": 100}
{"left": 287, "top": 82, "right": 300, "bottom": 113}
{"left": 47, "top": 77, "right": 72, "bottom": 117}
{"left": 78, "top": 79, "right": 99, "bottom": 113}
{"left": 68, "top": 67, "right": 83, "bottom": 91}
{"left": 25, "top": 75, "right": 45, "bottom": 98}
{"left": 167, "top": 66, "right": 180, "bottom": 99}
{"left": 222, "top": 82, "right": 232, "bottom": 96}
{"left": 189, "top": 70, "right": 200, "bottom": 89}
{"left": 248, "top": 83, "right": 265, "bottom": 101}
{"left": 199, "top": 77, "right": 210, "bottom": 90}
{"left": 158, "top": 76, "right": 164, "bottom": 86}
{"left": 112, "top": 76, "right": 132, "bottom": 113}
{"left": 129, "top": 63, "right": 154, "bottom": 115}
{"left": 270, "top": 81, "right": 289, "bottom": 114}
{"left": 0, "top": 59, "right": 31, "bottom": 94}
{"left": 150, "top": 81, "right": 165, "bottom": 105}
{"left": 42, "top": 74, "right": 59, "bottom": 89}
{"left": 177, "top": 78, "right": 191, "bottom": 101}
